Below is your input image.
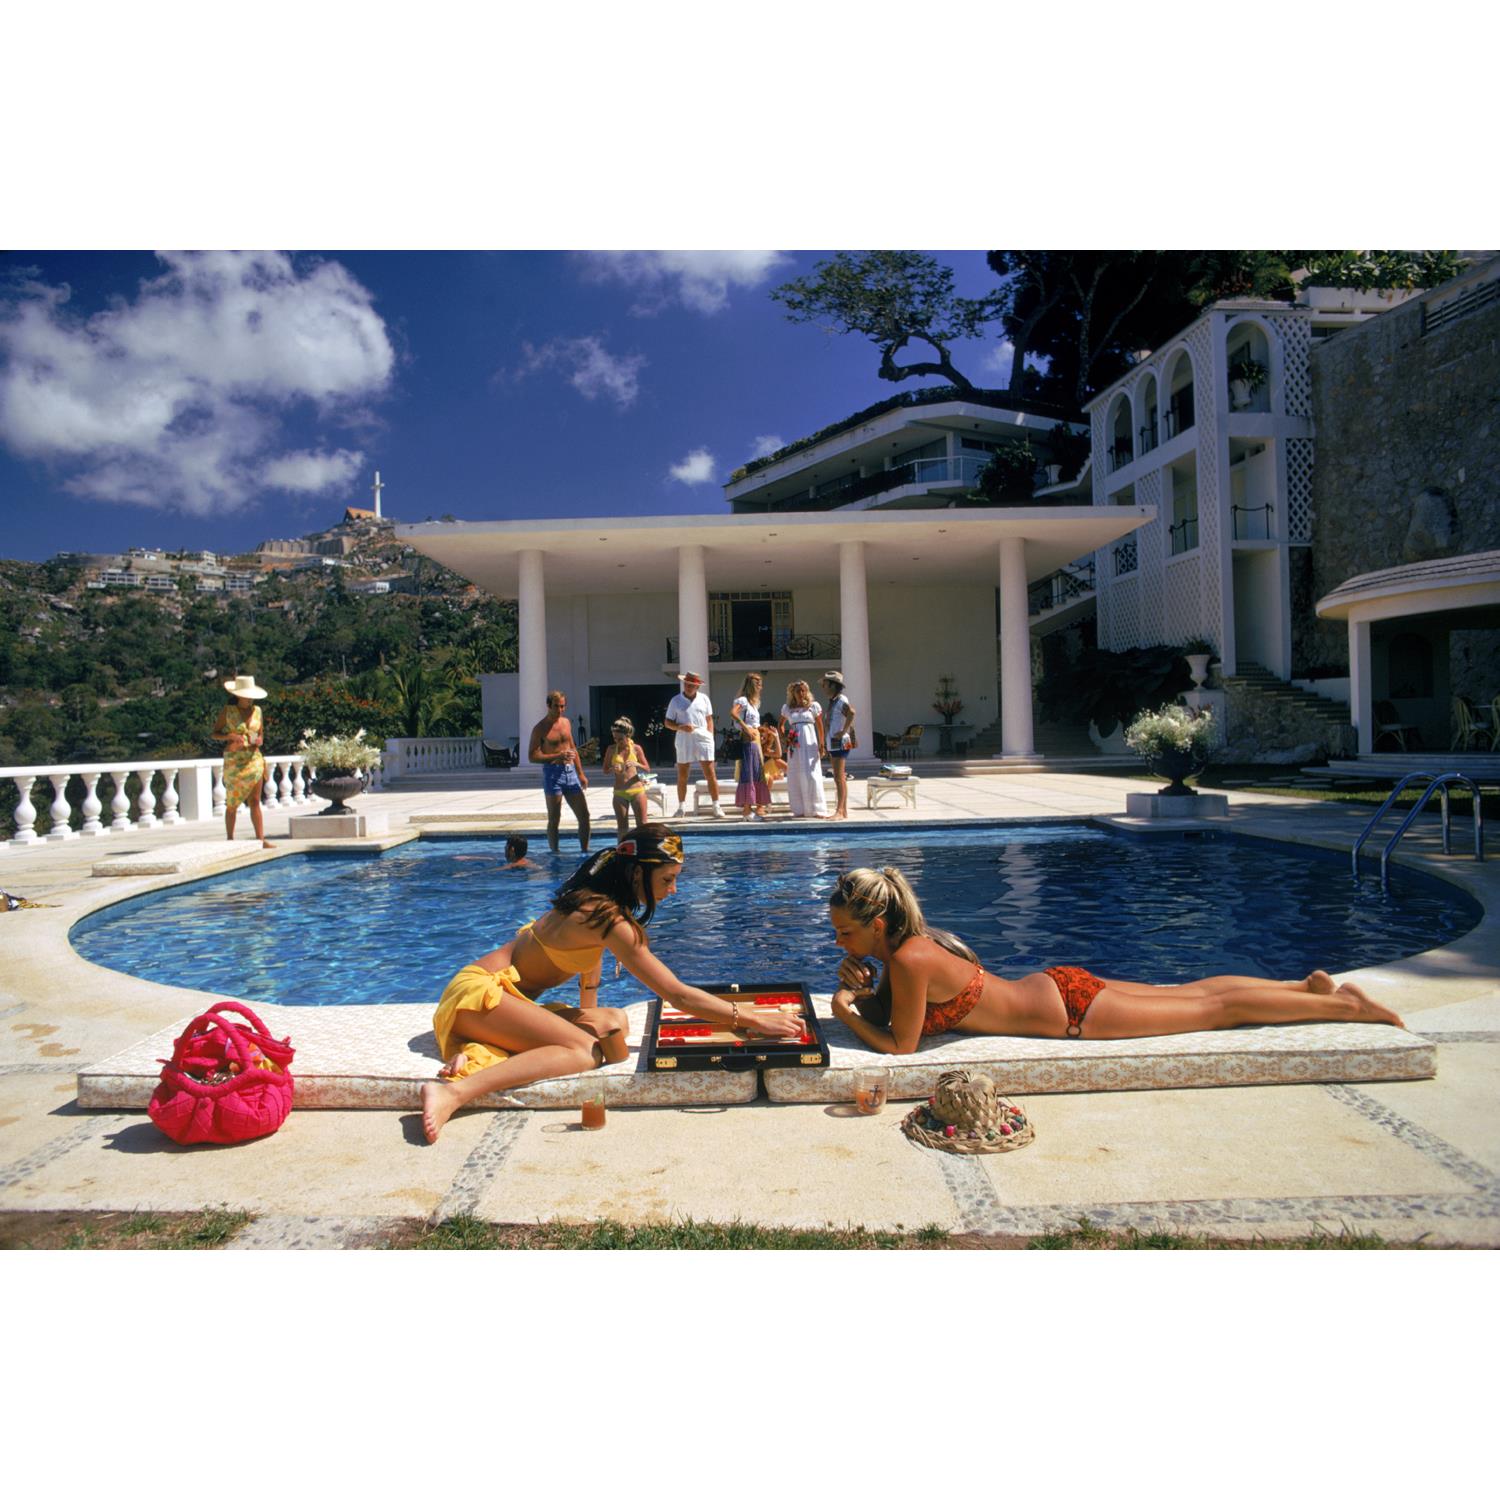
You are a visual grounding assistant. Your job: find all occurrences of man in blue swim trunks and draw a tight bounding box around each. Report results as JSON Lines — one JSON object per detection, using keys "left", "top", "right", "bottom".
{"left": 528, "top": 689, "right": 591, "bottom": 855}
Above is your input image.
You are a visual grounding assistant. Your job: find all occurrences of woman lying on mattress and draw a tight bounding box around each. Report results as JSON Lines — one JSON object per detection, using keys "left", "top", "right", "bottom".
{"left": 421, "top": 824, "right": 803, "bottom": 1142}
{"left": 826, "top": 866, "right": 1403, "bottom": 1056}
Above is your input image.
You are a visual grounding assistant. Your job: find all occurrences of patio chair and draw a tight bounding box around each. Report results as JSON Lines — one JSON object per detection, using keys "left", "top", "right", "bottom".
{"left": 1450, "top": 696, "right": 1485, "bottom": 752}
{"left": 887, "top": 723, "right": 924, "bottom": 762}
{"left": 481, "top": 739, "right": 516, "bottom": 768}
{"left": 1373, "top": 700, "right": 1417, "bottom": 753}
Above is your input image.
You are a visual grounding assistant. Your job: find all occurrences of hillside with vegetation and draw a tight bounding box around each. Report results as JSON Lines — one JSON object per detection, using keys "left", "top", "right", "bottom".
{"left": 0, "top": 542, "right": 517, "bottom": 774}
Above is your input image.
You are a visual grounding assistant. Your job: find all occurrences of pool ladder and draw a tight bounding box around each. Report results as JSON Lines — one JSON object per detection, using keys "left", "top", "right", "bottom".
{"left": 1351, "top": 771, "right": 1485, "bottom": 887}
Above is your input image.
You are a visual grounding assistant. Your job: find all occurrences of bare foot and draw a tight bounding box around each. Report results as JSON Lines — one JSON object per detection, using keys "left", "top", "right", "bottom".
{"left": 261, "top": 840, "right": 277, "bottom": 849}
{"left": 1306, "top": 969, "right": 1336, "bottom": 994}
{"left": 1337, "top": 982, "right": 1405, "bottom": 1028}
{"left": 436, "top": 1052, "right": 468, "bottom": 1080}
{"left": 421, "top": 1080, "right": 462, "bottom": 1142}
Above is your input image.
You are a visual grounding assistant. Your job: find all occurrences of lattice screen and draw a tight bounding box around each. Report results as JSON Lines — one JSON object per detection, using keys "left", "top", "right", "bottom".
{"left": 1108, "top": 575, "right": 1141, "bottom": 650}
{"left": 1163, "top": 555, "right": 1202, "bottom": 646}
{"left": 1285, "top": 437, "right": 1314, "bottom": 543}
{"left": 1135, "top": 467, "right": 1165, "bottom": 644}
{"left": 1185, "top": 321, "right": 1221, "bottom": 652}
{"left": 1275, "top": 314, "right": 1313, "bottom": 418}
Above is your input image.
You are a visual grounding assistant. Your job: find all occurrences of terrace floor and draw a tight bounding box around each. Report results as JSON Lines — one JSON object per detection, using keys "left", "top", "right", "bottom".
{"left": 3, "top": 769, "right": 1498, "bottom": 1248}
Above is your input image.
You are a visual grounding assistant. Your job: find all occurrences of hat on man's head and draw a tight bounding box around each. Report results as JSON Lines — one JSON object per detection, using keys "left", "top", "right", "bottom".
{"left": 822, "top": 671, "right": 845, "bottom": 688}
{"left": 679, "top": 671, "right": 705, "bottom": 687}
{"left": 223, "top": 673, "right": 268, "bottom": 700}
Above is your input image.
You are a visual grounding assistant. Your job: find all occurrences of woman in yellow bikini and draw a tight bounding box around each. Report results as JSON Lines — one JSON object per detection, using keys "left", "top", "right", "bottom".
{"left": 826, "top": 866, "right": 1405, "bottom": 1055}
{"left": 422, "top": 824, "right": 804, "bottom": 1142}
{"left": 602, "top": 717, "right": 652, "bottom": 838}
{"left": 212, "top": 674, "right": 275, "bottom": 848}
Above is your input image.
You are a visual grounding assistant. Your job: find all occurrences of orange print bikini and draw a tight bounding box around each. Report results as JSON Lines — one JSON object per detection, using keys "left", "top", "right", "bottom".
{"left": 920, "top": 963, "right": 1107, "bottom": 1038}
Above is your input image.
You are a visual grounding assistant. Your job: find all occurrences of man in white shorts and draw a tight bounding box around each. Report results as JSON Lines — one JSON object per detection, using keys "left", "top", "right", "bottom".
{"left": 664, "top": 671, "right": 723, "bottom": 817}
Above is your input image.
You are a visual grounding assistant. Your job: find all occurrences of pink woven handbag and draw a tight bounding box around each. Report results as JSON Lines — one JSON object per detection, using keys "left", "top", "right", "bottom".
{"left": 148, "top": 1001, "right": 295, "bottom": 1145}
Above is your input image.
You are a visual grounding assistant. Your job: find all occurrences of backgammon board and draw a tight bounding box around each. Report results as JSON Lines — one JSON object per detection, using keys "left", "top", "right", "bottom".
{"left": 641, "top": 983, "right": 828, "bottom": 1073}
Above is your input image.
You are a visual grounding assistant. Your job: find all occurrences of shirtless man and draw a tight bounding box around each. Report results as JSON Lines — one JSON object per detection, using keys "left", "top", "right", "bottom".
{"left": 528, "top": 689, "right": 591, "bottom": 855}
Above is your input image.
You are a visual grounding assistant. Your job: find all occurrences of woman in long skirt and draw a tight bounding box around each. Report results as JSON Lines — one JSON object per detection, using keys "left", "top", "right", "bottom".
{"left": 732, "top": 673, "right": 771, "bottom": 819}
{"left": 779, "top": 679, "right": 828, "bottom": 818}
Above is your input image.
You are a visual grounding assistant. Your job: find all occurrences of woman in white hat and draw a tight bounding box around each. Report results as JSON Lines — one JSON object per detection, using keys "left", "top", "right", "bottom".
{"left": 213, "top": 674, "right": 274, "bottom": 848}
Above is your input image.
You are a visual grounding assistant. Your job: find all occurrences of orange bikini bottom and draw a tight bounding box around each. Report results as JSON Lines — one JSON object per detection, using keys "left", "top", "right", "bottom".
{"left": 1045, "top": 965, "right": 1106, "bottom": 1037}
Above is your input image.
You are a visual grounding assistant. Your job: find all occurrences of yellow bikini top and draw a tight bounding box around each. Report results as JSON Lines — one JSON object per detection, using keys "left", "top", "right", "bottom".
{"left": 516, "top": 919, "right": 604, "bottom": 975}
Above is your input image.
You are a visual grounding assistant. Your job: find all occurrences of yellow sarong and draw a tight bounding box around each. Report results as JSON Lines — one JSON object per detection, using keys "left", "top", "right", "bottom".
{"left": 220, "top": 704, "right": 266, "bottom": 810}
{"left": 432, "top": 962, "right": 539, "bottom": 1079}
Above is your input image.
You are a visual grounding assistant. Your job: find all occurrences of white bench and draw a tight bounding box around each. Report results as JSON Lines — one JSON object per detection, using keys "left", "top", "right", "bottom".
{"left": 866, "top": 774, "right": 919, "bottom": 810}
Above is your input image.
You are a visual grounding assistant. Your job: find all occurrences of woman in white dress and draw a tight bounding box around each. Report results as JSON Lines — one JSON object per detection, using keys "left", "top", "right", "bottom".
{"left": 779, "top": 679, "right": 828, "bottom": 818}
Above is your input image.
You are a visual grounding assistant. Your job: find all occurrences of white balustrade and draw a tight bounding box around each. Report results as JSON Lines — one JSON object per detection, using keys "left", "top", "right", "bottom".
{"left": 45, "top": 774, "right": 78, "bottom": 841}
{"left": 10, "top": 776, "right": 39, "bottom": 845}
{"left": 159, "top": 766, "right": 181, "bottom": 825}
{"left": 377, "top": 737, "right": 481, "bottom": 783}
{"left": 135, "top": 768, "right": 158, "bottom": 829}
{"left": 110, "top": 771, "right": 132, "bottom": 832}
{"left": 80, "top": 773, "right": 105, "bottom": 836}
{"left": 212, "top": 765, "right": 226, "bottom": 816}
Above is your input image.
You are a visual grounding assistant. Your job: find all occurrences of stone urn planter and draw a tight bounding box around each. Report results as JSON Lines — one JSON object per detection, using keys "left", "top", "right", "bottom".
{"left": 1229, "top": 379, "right": 1251, "bottom": 410}
{"left": 1148, "top": 746, "right": 1209, "bottom": 797}
{"left": 310, "top": 770, "right": 364, "bottom": 814}
{"left": 1185, "top": 652, "right": 1212, "bottom": 689}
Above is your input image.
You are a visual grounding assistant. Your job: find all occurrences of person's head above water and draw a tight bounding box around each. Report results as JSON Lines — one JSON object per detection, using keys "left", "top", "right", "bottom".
{"left": 505, "top": 835, "right": 529, "bottom": 862}
{"left": 553, "top": 823, "right": 685, "bottom": 938}
{"left": 828, "top": 866, "right": 977, "bottom": 964}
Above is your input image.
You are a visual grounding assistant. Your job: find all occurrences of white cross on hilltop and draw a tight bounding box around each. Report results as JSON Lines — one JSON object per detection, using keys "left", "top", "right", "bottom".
{"left": 372, "top": 471, "right": 384, "bottom": 518}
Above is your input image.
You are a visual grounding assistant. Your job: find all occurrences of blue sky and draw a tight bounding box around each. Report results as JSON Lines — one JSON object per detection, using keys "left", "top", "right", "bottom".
{"left": 0, "top": 250, "right": 1012, "bottom": 562}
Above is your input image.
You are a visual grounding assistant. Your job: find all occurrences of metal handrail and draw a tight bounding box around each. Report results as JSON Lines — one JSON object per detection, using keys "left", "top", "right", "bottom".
{"left": 1350, "top": 770, "right": 1485, "bottom": 886}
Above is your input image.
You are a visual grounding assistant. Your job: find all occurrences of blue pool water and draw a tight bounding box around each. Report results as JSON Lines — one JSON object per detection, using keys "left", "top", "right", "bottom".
{"left": 72, "top": 825, "right": 1481, "bottom": 1008}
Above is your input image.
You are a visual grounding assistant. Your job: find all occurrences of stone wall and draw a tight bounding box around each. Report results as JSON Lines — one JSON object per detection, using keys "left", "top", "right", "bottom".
{"left": 1223, "top": 681, "right": 1356, "bottom": 763}
{"left": 1304, "top": 265, "right": 1500, "bottom": 686}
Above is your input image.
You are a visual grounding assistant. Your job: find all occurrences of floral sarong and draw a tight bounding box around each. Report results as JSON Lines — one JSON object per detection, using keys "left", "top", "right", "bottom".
{"left": 220, "top": 704, "right": 266, "bottom": 809}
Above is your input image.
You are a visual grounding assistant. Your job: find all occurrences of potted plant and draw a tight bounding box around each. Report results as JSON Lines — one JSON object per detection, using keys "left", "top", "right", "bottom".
{"left": 974, "top": 439, "right": 1037, "bottom": 503}
{"left": 299, "top": 728, "right": 382, "bottom": 814}
{"left": 1226, "top": 355, "right": 1267, "bottom": 410}
{"left": 1124, "top": 704, "right": 1216, "bottom": 796}
{"left": 1037, "top": 645, "right": 1193, "bottom": 750}
{"left": 932, "top": 673, "right": 964, "bottom": 754}
{"left": 1181, "top": 636, "right": 1215, "bottom": 688}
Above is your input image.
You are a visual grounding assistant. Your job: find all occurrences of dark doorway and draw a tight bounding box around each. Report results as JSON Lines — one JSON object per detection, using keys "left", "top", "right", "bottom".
{"left": 590, "top": 683, "right": 679, "bottom": 767}
{"left": 730, "top": 599, "right": 774, "bottom": 659}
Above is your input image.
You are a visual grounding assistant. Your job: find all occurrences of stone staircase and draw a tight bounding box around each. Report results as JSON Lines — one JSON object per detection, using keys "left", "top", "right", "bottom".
{"left": 961, "top": 720, "right": 1097, "bottom": 759}
{"left": 1220, "top": 660, "right": 1354, "bottom": 754}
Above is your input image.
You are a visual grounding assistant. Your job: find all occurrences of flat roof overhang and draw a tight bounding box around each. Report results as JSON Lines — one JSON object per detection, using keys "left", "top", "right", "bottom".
{"left": 397, "top": 507, "right": 1154, "bottom": 598}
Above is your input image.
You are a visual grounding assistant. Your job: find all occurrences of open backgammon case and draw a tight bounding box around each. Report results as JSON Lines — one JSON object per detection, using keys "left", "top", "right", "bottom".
{"left": 641, "top": 983, "right": 829, "bottom": 1073}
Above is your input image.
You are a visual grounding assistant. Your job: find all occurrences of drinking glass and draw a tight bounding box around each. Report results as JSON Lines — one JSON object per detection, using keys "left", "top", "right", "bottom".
{"left": 852, "top": 1067, "right": 888, "bottom": 1116}
{"left": 580, "top": 1072, "right": 608, "bottom": 1131}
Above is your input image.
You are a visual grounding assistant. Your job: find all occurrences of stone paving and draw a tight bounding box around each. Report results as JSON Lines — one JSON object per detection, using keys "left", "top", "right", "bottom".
{"left": 3, "top": 768, "right": 1498, "bottom": 1247}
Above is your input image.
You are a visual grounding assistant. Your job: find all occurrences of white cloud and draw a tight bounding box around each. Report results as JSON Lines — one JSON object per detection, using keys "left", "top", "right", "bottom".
{"left": 262, "top": 447, "right": 365, "bottom": 494}
{"left": 0, "top": 252, "right": 394, "bottom": 516}
{"left": 750, "top": 433, "right": 784, "bottom": 458}
{"left": 519, "top": 335, "right": 645, "bottom": 408}
{"left": 981, "top": 339, "right": 1017, "bottom": 380}
{"left": 668, "top": 447, "right": 717, "bottom": 485}
{"left": 581, "top": 251, "right": 789, "bottom": 315}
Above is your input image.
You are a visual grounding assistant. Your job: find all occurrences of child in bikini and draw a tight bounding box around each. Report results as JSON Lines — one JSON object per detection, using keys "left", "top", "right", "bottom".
{"left": 603, "top": 717, "right": 652, "bottom": 838}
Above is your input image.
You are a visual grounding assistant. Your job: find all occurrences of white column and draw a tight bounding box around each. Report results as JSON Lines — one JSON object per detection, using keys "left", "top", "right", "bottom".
{"left": 110, "top": 770, "right": 133, "bottom": 831}
{"left": 159, "top": 766, "right": 181, "bottom": 825}
{"left": 44, "top": 774, "right": 78, "bottom": 840}
{"left": 838, "top": 540, "right": 876, "bottom": 766}
{"left": 1349, "top": 616, "right": 1373, "bottom": 757}
{"left": 518, "top": 549, "right": 548, "bottom": 766}
{"left": 10, "top": 777, "right": 39, "bottom": 845}
{"left": 135, "top": 768, "right": 158, "bottom": 829}
{"left": 677, "top": 544, "right": 709, "bottom": 679}
{"left": 79, "top": 773, "right": 105, "bottom": 836}
{"left": 998, "top": 537, "right": 1035, "bottom": 758}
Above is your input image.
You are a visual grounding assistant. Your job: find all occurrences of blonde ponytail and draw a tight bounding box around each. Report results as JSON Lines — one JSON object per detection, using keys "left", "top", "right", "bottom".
{"left": 828, "top": 866, "right": 977, "bottom": 962}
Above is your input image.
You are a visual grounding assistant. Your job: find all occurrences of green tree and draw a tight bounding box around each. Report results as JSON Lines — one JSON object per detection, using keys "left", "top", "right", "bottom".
{"left": 771, "top": 251, "right": 1000, "bottom": 391}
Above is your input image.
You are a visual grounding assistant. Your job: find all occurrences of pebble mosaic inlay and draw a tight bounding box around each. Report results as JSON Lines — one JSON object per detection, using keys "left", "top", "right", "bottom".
{"left": 432, "top": 1111, "right": 531, "bottom": 1221}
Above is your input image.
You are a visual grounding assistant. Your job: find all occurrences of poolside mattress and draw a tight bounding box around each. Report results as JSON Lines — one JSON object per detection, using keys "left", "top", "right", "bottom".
{"left": 75, "top": 996, "right": 1435, "bottom": 1111}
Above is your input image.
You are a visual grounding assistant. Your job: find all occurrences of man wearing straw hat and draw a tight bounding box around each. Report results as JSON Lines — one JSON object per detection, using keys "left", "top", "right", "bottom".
{"left": 664, "top": 670, "right": 724, "bottom": 818}
{"left": 212, "top": 673, "right": 275, "bottom": 848}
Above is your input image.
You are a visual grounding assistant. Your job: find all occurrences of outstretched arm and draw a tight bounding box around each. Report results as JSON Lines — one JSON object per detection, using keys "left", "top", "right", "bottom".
{"left": 603, "top": 922, "right": 803, "bottom": 1038}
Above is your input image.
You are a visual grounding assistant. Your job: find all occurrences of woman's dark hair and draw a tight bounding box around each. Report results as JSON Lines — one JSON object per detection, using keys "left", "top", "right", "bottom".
{"left": 505, "top": 835, "right": 528, "bottom": 860}
{"left": 551, "top": 823, "right": 683, "bottom": 941}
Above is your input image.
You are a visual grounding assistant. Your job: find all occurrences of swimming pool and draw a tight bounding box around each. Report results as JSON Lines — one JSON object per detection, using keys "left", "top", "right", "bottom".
{"left": 72, "top": 825, "right": 1482, "bottom": 1008}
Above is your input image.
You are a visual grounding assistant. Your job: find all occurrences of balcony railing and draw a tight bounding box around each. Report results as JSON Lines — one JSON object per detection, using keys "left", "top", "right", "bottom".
{"left": 1113, "top": 539, "right": 1138, "bottom": 576}
{"left": 1138, "top": 421, "right": 1159, "bottom": 456}
{"left": 1232, "top": 502, "right": 1275, "bottom": 541}
{"left": 1169, "top": 515, "right": 1200, "bottom": 556}
{"left": 1028, "top": 561, "right": 1097, "bottom": 617}
{"left": 666, "top": 632, "right": 842, "bottom": 663}
{"left": 1163, "top": 394, "right": 1195, "bottom": 440}
{"left": 1107, "top": 439, "right": 1134, "bottom": 473}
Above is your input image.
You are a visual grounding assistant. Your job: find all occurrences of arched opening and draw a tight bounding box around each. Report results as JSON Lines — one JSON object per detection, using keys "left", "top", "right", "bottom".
{"left": 1226, "top": 320, "right": 1272, "bottom": 415}
{"left": 1138, "top": 374, "right": 1159, "bottom": 456}
{"left": 1164, "top": 351, "right": 1195, "bottom": 440}
{"left": 1108, "top": 395, "right": 1133, "bottom": 472}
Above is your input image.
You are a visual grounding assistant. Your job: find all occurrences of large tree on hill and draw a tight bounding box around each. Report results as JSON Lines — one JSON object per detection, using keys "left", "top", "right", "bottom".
{"left": 771, "top": 251, "right": 1000, "bottom": 391}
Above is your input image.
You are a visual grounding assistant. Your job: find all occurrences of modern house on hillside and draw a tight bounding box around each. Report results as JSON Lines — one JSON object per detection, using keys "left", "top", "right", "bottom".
{"left": 397, "top": 394, "right": 1139, "bottom": 767}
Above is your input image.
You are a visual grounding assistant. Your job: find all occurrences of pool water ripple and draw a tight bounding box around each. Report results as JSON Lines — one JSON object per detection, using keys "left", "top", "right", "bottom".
{"left": 72, "top": 826, "right": 1481, "bottom": 1009}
